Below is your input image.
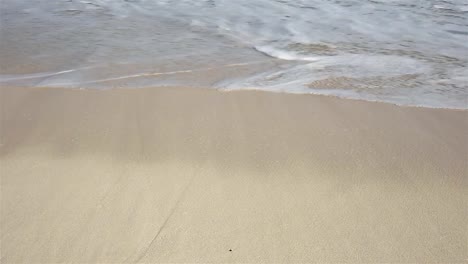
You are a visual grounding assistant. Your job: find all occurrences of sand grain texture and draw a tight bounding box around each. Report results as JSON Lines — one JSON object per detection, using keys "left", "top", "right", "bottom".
{"left": 0, "top": 86, "right": 467, "bottom": 263}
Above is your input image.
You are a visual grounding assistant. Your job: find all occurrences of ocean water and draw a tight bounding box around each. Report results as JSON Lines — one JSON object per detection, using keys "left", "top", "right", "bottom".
{"left": 1, "top": 0, "right": 467, "bottom": 108}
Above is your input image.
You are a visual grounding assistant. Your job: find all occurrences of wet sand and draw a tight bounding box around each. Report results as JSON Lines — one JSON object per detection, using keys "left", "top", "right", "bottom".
{"left": 0, "top": 86, "right": 467, "bottom": 263}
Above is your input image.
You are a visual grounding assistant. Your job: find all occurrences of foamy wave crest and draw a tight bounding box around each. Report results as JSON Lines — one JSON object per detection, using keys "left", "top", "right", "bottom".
{"left": 254, "top": 46, "right": 318, "bottom": 62}
{"left": 2, "top": 0, "right": 467, "bottom": 109}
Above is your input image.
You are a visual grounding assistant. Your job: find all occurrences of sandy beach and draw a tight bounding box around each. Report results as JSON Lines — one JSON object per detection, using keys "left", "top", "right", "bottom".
{"left": 0, "top": 86, "right": 466, "bottom": 263}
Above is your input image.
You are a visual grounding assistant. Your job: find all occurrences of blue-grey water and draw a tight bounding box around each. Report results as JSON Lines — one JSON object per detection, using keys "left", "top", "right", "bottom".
{"left": 1, "top": 0, "right": 467, "bottom": 108}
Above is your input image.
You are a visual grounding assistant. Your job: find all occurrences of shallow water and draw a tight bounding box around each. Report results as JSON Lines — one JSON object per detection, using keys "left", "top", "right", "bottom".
{"left": 1, "top": 0, "right": 467, "bottom": 108}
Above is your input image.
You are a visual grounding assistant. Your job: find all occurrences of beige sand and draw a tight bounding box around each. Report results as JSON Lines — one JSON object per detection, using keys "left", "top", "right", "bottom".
{"left": 0, "top": 86, "right": 467, "bottom": 263}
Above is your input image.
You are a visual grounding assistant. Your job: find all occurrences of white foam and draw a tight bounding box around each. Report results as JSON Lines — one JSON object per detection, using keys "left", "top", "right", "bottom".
{"left": 0, "top": 69, "right": 78, "bottom": 82}
{"left": 2, "top": 0, "right": 467, "bottom": 109}
{"left": 5, "top": 60, "right": 273, "bottom": 87}
{"left": 254, "top": 46, "right": 318, "bottom": 62}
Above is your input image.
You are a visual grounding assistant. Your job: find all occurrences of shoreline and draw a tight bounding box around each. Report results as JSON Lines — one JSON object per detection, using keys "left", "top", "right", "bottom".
{"left": 2, "top": 84, "right": 468, "bottom": 111}
{"left": 1, "top": 86, "right": 467, "bottom": 263}
{"left": 220, "top": 86, "right": 468, "bottom": 111}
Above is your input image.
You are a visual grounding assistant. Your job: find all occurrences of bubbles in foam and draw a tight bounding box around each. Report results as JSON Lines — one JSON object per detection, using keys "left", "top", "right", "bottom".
{"left": 1, "top": 0, "right": 467, "bottom": 109}
{"left": 254, "top": 46, "right": 318, "bottom": 62}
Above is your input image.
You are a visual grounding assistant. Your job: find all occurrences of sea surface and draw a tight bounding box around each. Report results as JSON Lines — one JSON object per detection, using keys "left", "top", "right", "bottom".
{"left": 1, "top": 0, "right": 467, "bottom": 108}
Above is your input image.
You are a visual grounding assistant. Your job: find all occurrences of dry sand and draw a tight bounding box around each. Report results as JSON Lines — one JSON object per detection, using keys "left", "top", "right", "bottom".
{"left": 0, "top": 86, "right": 467, "bottom": 263}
